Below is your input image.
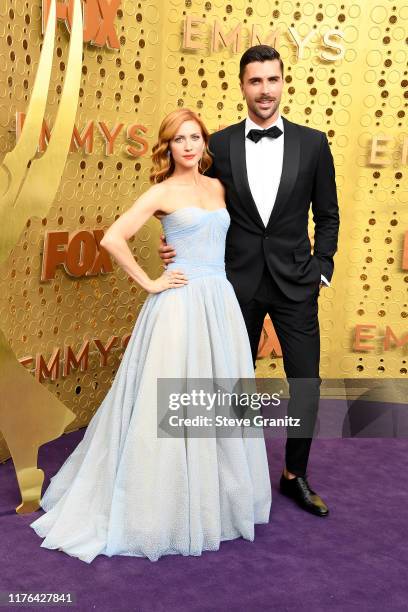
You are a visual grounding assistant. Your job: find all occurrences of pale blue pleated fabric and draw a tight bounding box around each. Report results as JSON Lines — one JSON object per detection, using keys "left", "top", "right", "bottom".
{"left": 29, "top": 207, "right": 272, "bottom": 563}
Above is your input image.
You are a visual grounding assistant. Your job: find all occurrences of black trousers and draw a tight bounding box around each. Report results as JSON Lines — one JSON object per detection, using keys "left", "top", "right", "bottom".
{"left": 238, "top": 266, "right": 321, "bottom": 477}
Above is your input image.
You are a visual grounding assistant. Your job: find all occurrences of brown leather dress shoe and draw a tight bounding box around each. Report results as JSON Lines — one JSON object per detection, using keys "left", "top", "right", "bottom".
{"left": 280, "top": 474, "right": 329, "bottom": 517}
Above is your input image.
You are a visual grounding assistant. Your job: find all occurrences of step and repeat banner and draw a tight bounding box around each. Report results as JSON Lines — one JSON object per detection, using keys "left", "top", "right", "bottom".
{"left": 0, "top": 0, "right": 407, "bottom": 463}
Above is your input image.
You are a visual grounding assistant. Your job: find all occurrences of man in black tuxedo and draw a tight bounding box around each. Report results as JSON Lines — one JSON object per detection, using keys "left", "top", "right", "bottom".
{"left": 160, "top": 46, "right": 339, "bottom": 517}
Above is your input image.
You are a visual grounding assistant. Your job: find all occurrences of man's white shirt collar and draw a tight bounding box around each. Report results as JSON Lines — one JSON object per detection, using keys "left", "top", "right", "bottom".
{"left": 245, "top": 114, "right": 284, "bottom": 136}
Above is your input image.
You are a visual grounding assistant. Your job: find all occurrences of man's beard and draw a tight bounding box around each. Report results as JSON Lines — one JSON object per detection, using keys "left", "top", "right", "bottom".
{"left": 249, "top": 98, "right": 280, "bottom": 121}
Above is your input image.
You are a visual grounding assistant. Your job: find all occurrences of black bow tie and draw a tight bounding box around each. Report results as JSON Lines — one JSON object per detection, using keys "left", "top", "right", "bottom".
{"left": 246, "top": 125, "right": 283, "bottom": 143}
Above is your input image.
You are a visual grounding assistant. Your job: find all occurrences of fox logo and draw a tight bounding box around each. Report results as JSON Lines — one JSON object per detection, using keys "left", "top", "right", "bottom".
{"left": 42, "top": 0, "right": 121, "bottom": 49}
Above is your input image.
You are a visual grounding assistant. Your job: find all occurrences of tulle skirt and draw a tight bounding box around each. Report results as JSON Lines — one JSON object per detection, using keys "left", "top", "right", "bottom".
{"left": 30, "top": 273, "right": 271, "bottom": 562}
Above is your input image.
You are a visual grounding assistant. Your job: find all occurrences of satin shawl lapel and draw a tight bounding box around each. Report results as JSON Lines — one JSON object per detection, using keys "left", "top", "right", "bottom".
{"left": 265, "top": 117, "right": 300, "bottom": 230}
{"left": 229, "top": 120, "right": 265, "bottom": 229}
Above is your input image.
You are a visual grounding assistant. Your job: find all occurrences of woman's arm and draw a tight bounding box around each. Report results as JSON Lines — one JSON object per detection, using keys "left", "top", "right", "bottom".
{"left": 100, "top": 186, "right": 187, "bottom": 294}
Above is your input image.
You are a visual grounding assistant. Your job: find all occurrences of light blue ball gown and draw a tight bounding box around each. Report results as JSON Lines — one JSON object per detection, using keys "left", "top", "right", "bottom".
{"left": 29, "top": 206, "right": 272, "bottom": 563}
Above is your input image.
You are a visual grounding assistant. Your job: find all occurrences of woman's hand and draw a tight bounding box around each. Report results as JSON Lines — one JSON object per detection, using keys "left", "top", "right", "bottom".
{"left": 146, "top": 269, "right": 188, "bottom": 294}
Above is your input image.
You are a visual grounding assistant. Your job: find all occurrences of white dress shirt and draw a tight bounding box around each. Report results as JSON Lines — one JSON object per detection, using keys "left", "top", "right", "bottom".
{"left": 244, "top": 114, "right": 330, "bottom": 287}
{"left": 245, "top": 114, "right": 284, "bottom": 227}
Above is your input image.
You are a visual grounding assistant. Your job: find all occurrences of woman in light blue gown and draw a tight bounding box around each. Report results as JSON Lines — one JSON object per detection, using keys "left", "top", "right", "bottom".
{"left": 30, "top": 109, "right": 271, "bottom": 563}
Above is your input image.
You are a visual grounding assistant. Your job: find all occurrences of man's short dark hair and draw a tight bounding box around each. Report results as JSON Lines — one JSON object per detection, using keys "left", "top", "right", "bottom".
{"left": 239, "top": 45, "right": 284, "bottom": 81}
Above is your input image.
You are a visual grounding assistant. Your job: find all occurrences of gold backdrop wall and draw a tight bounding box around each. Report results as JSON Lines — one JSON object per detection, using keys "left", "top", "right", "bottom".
{"left": 0, "top": 1, "right": 407, "bottom": 463}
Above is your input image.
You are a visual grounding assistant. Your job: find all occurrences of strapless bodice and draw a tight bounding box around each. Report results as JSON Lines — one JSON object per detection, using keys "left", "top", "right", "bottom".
{"left": 161, "top": 206, "right": 230, "bottom": 280}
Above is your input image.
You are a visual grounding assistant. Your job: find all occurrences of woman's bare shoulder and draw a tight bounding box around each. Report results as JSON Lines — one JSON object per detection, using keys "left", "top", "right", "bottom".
{"left": 128, "top": 182, "right": 170, "bottom": 218}
{"left": 145, "top": 181, "right": 177, "bottom": 204}
{"left": 204, "top": 176, "right": 225, "bottom": 196}
{"left": 145, "top": 181, "right": 179, "bottom": 218}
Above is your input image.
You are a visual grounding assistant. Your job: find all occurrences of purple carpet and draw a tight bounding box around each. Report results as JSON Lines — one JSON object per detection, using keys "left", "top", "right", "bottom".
{"left": 0, "top": 431, "right": 407, "bottom": 611}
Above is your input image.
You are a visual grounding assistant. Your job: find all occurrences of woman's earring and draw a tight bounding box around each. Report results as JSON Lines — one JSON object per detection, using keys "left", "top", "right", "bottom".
{"left": 167, "top": 150, "right": 171, "bottom": 159}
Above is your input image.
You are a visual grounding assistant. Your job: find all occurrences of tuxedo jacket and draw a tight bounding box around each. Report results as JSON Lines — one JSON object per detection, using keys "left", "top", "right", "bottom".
{"left": 206, "top": 117, "right": 340, "bottom": 304}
